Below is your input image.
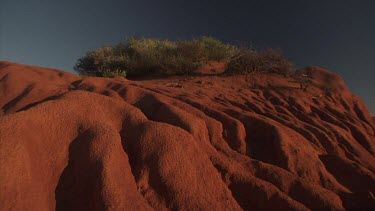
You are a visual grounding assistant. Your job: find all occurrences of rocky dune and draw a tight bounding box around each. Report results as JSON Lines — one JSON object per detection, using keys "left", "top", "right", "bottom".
{"left": 0, "top": 61, "right": 374, "bottom": 210}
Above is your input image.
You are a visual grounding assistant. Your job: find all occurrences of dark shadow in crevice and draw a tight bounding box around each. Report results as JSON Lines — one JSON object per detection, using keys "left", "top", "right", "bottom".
{"left": 319, "top": 155, "right": 375, "bottom": 193}
{"left": 339, "top": 191, "right": 375, "bottom": 211}
{"left": 55, "top": 131, "right": 105, "bottom": 211}
{"left": 119, "top": 124, "right": 171, "bottom": 210}
{"left": 0, "top": 73, "right": 9, "bottom": 83}
{"left": 2, "top": 85, "right": 34, "bottom": 112}
{"left": 16, "top": 93, "right": 65, "bottom": 112}
{"left": 70, "top": 80, "right": 83, "bottom": 88}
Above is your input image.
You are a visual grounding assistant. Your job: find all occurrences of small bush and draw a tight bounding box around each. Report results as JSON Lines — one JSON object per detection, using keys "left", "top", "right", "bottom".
{"left": 225, "top": 48, "right": 294, "bottom": 76}
{"left": 75, "top": 36, "right": 293, "bottom": 78}
{"left": 125, "top": 38, "right": 178, "bottom": 76}
{"left": 159, "top": 54, "right": 202, "bottom": 75}
{"left": 194, "top": 36, "right": 236, "bottom": 61}
{"left": 74, "top": 44, "right": 129, "bottom": 77}
{"left": 101, "top": 68, "right": 127, "bottom": 78}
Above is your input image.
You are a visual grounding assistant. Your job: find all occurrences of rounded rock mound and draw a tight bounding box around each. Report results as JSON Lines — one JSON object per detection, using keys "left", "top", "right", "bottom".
{"left": 0, "top": 61, "right": 375, "bottom": 210}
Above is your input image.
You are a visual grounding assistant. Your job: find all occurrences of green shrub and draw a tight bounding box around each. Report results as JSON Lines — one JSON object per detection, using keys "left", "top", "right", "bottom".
{"left": 74, "top": 36, "right": 293, "bottom": 78}
{"left": 225, "top": 48, "right": 294, "bottom": 76}
{"left": 101, "top": 68, "right": 127, "bottom": 78}
{"left": 74, "top": 44, "right": 130, "bottom": 77}
{"left": 194, "top": 36, "right": 236, "bottom": 61}
{"left": 125, "top": 38, "right": 178, "bottom": 75}
{"left": 159, "top": 54, "right": 202, "bottom": 75}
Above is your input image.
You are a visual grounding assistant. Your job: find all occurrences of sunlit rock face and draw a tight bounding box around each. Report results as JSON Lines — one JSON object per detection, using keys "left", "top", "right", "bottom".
{"left": 1, "top": 61, "right": 374, "bottom": 210}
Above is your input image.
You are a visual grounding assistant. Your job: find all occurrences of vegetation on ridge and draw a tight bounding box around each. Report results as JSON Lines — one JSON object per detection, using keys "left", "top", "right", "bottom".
{"left": 75, "top": 36, "right": 294, "bottom": 78}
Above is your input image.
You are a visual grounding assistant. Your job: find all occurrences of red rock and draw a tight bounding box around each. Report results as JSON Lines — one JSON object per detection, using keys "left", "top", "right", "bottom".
{"left": 1, "top": 61, "right": 374, "bottom": 210}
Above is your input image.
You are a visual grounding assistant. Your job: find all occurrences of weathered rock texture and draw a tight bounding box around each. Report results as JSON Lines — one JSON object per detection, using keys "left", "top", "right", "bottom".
{"left": 0, "top": 61, "right": 374, "bottom": 210}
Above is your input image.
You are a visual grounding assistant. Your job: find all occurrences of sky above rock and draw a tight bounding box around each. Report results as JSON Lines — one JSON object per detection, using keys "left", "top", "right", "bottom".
{"left": 1, "top": 0, "right": 374, "bottom": 114}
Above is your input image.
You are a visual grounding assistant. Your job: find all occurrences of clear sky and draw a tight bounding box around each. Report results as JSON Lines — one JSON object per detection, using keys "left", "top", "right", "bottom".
{"left": 1, "top": 0, "right": 374, "bottom": 114}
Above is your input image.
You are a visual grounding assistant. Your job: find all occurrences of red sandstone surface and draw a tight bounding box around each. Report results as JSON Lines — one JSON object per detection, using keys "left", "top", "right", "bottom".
{"left": 0, "top": 61, "right": 375, "bottom": 210}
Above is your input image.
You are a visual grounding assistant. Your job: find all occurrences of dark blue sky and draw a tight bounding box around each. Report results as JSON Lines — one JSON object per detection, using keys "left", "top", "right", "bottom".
{"left": 1, "top": 0, "right": 374, "bottom": 114}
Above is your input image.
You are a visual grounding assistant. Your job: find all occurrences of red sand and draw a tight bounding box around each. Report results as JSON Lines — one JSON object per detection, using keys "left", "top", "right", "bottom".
{"left": 0, "top": 61, "right": 374, "bottom": 210}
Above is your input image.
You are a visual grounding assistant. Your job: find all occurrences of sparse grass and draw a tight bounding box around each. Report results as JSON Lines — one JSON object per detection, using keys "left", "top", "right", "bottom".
{"left": 74, "top": 36, "right": 294, "bottom": 78}
{"left": 101, "top": 68, "right": 127, "bottom": 78}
